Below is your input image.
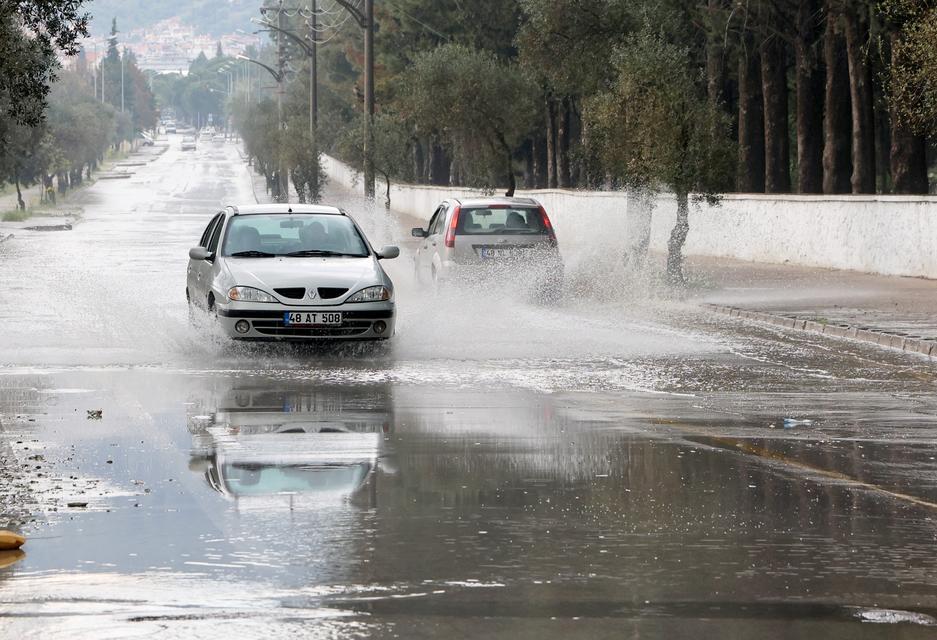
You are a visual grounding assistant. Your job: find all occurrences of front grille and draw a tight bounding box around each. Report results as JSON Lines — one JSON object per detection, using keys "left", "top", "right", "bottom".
{"left": 274, "top": 287, "right": 306, "bottom": 299}
{"left": 318, "top": 287, "right": 349, "bottom": 299}
{"left": 251, "top": 319, "right": 373, "bottom": 338}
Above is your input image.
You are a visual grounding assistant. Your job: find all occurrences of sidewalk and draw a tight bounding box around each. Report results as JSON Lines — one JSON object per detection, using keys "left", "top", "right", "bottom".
{"left": 686, "top": 256, "right": 937, "bottom": 357}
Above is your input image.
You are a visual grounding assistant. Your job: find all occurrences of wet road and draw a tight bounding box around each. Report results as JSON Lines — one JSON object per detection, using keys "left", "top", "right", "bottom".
{"left": 1, "top": 138, "right": 937, "bottom": 638}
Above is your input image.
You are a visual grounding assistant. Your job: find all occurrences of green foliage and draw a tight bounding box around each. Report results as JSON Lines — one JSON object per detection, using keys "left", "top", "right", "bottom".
{"left": 883, "top": 0, "right": 937, "bottom": 135}
{"left": 151, "top": 54, "right": 230, "bottom": 127}
{"left": 399, "top": 44, "right": 538, "bottom": 192}
{"left": 0, "top": 1, "right": 90, "bottom": 126}
{"left": 585, "top": 29, "right": 735, "bottom": 197}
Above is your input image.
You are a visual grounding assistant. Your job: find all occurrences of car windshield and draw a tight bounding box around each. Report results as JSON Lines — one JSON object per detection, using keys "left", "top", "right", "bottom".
{"left": 221, "top": 214, "right": 370, "bottom": 257}
{"left": 458, "top": 207, "right": 545, "bottom": 235}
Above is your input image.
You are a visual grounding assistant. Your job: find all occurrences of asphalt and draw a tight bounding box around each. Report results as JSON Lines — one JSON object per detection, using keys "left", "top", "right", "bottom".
{"left": 1, "top": 136, "right": 937, "bottom": 639}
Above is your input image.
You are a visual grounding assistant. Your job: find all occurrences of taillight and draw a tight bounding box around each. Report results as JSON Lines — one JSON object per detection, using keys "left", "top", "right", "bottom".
{"left": 539, "top": 205, "right": 557, "bottom": 247}
{"left": 444, "top": 205, "right": 461, "bottom": 248}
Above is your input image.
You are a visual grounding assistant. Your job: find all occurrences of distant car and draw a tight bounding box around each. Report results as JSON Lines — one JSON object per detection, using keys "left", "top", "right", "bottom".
{"left": 186, "top": 204, "right": 399, "bottom": 341}
{"left": 412, "top": 197, "right": 564, "bottom": 300}
{"left": 138, "top": 131, "right": 154, "bottom": 146}
{"left": 165, "top": 122, "right": 177, "bottom": 133}
{"left": 212, "top": 134, "right": 225, "bottom": 145}
{"left": 181, "top": 136, "right": 197, "bottom": 151}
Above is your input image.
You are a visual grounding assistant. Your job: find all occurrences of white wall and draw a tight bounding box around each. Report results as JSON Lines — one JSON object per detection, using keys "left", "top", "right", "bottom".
{"left": 321, "top": 155, "right": 937, "bottom": 279}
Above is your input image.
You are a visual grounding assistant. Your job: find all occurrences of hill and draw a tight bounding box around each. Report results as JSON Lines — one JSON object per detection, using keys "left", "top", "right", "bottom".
{"left": 86, "top": 0, "right": 259, "bottom": 37}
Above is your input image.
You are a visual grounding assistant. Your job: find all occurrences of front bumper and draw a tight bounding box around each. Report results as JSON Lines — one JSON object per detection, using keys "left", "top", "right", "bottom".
{"left": 216, "top": 302, "right": 395, "bottom": 341}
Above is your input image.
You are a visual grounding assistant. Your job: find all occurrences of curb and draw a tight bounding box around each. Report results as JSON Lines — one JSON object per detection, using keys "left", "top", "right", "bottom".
{"left": 706, "top": 304, "right": 937, "bottom": 359}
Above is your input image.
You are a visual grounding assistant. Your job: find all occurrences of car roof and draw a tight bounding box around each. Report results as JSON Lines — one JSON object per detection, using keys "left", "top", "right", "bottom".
{"left": 228, "top": 204, "right": 344, "bottom": 216}
{"left": 453, "top": 196, "right": 540, "bottom": 208}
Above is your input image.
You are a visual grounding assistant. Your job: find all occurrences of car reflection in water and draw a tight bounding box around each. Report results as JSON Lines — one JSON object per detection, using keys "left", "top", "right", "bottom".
{"left": 187, "top": 382, "right": 392, "bottom": 508}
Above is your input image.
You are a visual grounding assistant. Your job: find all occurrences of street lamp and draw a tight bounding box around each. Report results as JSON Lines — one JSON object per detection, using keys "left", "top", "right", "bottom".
{"left": 251, "top": 12, "right": 319, "bottom": 201}
{"left": 236, "top": 53, "right": 289, "bottom": 203}
{"left": 332, "top": 0, "right": 375, "bottom": 199}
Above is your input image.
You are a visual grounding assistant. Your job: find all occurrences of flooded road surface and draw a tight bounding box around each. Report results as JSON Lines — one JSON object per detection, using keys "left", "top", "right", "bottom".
{"left": 1, "top": 140, "right": 937, "bottom": 638}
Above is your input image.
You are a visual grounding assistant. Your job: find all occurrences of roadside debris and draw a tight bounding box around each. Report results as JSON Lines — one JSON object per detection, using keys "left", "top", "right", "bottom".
{"left": 87, "top": 409, "right": 103, "bottom": 420}
{"left": 783, "top": 418, "right": 814, "bottom": 429}
{"left": 0, "top": 530, "right": 26, "bottom": 550}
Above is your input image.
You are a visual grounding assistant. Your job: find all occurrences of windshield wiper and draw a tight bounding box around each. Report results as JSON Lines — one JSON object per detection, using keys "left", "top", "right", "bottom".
{"left": 229, "top": 250, "right": 276, "bottom": 258}
{"left": 284, "top": 250, "right": 365, "bottom": 258}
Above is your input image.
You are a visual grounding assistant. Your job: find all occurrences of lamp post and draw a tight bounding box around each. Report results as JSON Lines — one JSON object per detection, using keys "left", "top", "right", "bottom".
{"left": 251, "top": 5, "right": 319, "bottom": 201}
{"left": 237, "top": 53, "right": 289, "bottom": 203}
{"left": 334, "top": 0, "right": 375, "bottom": 199}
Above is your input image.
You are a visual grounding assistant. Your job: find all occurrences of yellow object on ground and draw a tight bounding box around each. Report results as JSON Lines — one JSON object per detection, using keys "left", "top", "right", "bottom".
{"left": 0, "top": 530, "right": 25, "bottom": 550}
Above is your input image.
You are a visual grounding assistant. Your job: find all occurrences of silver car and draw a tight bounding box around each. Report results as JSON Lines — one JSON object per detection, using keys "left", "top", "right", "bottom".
{"left": 187, "top": 204, "right": 399, "bottom": 341}
{"left": 411, "top": 196, "right": 563, "bottom": 299}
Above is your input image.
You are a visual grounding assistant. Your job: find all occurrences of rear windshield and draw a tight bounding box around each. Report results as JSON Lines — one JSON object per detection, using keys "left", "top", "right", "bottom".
{"left": 457, "top": 207, "right": 545, "bottom": 235}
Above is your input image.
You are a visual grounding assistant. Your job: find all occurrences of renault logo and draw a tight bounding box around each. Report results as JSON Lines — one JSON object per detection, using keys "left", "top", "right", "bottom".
{"left": 307, "top": 288, "right": 318, "bottom": 300}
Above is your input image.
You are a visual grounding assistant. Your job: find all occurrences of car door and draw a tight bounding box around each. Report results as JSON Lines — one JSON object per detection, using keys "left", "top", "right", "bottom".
{"left": 188, "top": 213, "right": 220, "bottom": 307}
{"left": 425, "top": 204, "right": 447, "bottom": 277}
{"left": 416, "top": 206, "right": 441, "bottom": 279}
{"left": 202, "top": 213, "right": 226, "bottom": 303}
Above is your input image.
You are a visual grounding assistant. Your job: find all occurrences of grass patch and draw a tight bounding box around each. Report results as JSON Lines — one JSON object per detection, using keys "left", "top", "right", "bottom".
{"left": 1, "top": 209, "right": 31, "bottom": 222}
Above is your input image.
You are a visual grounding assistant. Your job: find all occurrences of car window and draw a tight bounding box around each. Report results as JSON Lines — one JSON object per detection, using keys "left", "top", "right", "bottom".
{"left": 425, "top": 208, "right": 440, "bottom": 236}
{"left": 199, "top": 214, "right": 220, "bottom": 247}
{"left": 458, "top": 207, "right": 545, "bottom": 235}
{"left": 207, "top": 214, "right": 225, "bottom": 252}
{"left": 429, "top": 205, "right": 447, "bottom": 235}
{"left": 221, "top": 214, "right": 370, "bottom": 257}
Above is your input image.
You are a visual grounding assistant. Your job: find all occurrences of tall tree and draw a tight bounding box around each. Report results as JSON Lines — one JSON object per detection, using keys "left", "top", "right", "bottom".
{"left": 794, "top": 0, "right": 825, "bottom": 193}
{"left": 844, "top": 2, "right": 877, "bottom": 193}
{"left": 738, "top": 31, "right": 766, "bottom": 192}
{"left": 585, "top": 29, "right": 735, "bottom": 283}
{"left": 0, "top": 1, "right": 89, "bottom": 126}
{"left": 822, "top": 5, "right": 853, "bottom": 194}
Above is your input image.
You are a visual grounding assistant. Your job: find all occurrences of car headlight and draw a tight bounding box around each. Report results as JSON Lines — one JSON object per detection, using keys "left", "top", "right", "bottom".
{"left": 228, "top": 286, "right": 277, "bottom": 303}
{"left": 346, "top": 286, "right": 392, "bottom": 303}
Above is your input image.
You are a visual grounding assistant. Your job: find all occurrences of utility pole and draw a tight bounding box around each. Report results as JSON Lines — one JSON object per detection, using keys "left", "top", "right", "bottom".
{"left": 363, "top": 0, "right": 374, "bottom": 199}
{"left": 335, "top": 0, "right": 375, "bottom": 199}
{"left": 309, "top": 0, "right": 319, "bottom": 201}
{"left": 120, "top": 47, "right": 125, "bottom": 113}
{"left": 252, "top": 4, "right": 321, "bottom": 202}
{"left": 276, "top": 2, "right": 289, "bottom": 203}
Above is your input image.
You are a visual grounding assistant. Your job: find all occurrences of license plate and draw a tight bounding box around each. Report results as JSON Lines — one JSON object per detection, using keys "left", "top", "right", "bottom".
{"left": 283, "top": 311, "right": 342, "bottom": 326}
{"left": 480, "top": 247, "right": 521, "bottom": 259}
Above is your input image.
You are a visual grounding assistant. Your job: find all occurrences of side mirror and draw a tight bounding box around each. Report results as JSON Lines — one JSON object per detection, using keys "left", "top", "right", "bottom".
{"left": 411, "top": 227, "right": 427, "bottom": 238}
{"left": 377, "top": 245, "right": 400, "bottom": 260}
{"left": 189, "top": 246, "right": 214, "bottom": 261}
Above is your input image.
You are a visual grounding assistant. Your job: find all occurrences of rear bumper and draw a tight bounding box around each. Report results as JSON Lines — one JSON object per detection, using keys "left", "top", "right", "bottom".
{"left": 217, "top": 304, "right": 395, "bottom": 341}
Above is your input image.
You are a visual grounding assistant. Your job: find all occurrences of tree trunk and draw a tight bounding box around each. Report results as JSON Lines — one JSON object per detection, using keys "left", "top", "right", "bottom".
{"left": 545, "top": 97, "right": 557, "bottom": 189}
{"left": 795, "top": 0, "right": 824, "bottom": 193}
{"left": 667, "top": 191, "right": 690, "bottom": 285}
{"left": 429, "top": 142, "right": 449, "bottom": 186}
{"left": 886, "top": 31, "right": 928, "bottom": 194}
{"left": 823, "top": 6, "right": 852, "bottom": 193}
{"left": 411, "top": 138, "right": 424, "bottom": 183}
{"left": 706, "top": 0, "right": 728, "bottom": 105}
{"left": 14, "top": 174, "right": 25, "bottom": 211}
{"left": 496, "top": 131, "right": 517, "bottom": 197}
{"left": 761, "top": 35, "right": 791, "bottom": 193}
{"left": 844, "top": 4, "right": 876, "bottom": 193}
{"left": 532, "top": 135, "right": 546, "bottom": 188}
{"left": 890, "top": 118, "right": 928, "bottom": 194}
{"left": 523, "top": 139, "right": 535, "bottom": 189}
{"left": 556, "top": 98, "right": 571, "bottom": 188}
{"left": 738, "top": 34, "right": 766, "bottom": 193}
